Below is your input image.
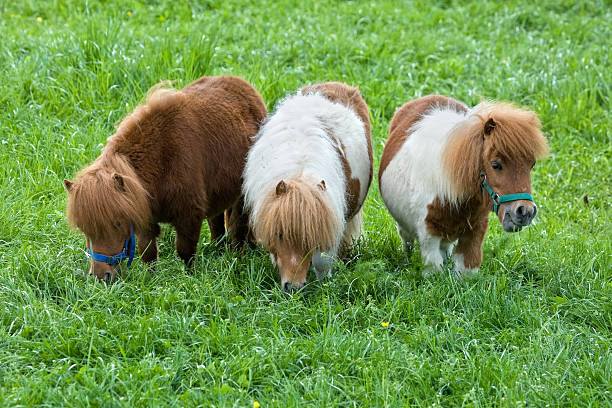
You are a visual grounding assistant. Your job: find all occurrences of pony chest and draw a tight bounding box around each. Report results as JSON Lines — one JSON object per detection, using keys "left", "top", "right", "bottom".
{"left": 425, "top": 197, "right": 487, "bottom": 241}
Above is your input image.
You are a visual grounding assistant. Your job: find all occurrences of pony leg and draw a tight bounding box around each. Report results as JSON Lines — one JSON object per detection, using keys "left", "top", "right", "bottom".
{"left": 418, "top": 233, "right": 445, "bottom": 277}
{"left": 338, "top": 208, "right": 363, "bottom": 259}
{"left": 397, "top": 224, "right": 416, "bottom": 255}
{"left": 138, "top": 223, "right": 160, "bottom": 264}
{"left": 440, "top": 240, "right": 456, "bottom": 261}
{"left": 452, "top": 220, "right": 487, "bottom": 278}
{"left": 175, "top": 219, "right": 203, "bottom": 267}
{"left": 207, "top": 213, "right": 226, "bottom": 243}
{"left": 226, "top": 196, "right": 252, "bottom": 247}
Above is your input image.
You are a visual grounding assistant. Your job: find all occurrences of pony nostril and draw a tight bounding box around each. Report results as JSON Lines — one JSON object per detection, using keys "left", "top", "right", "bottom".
{"left": 283, "top": 282, "right": 292, "bottom": 292}
{"left": 104, "top": 272, "right": 112, "bottom": 283}
{"left": 516, "top": 205, "right": 526, "bottom": 217}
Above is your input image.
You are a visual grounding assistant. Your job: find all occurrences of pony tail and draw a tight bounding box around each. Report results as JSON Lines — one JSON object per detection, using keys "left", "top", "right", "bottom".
{"left": 442, "top": 116, "right": 485, "bottom": 200}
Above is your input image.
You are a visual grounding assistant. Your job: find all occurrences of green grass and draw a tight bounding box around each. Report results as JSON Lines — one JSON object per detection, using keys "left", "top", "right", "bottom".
{"left": 0, "top": 0, "right": 610, "bottom": 406}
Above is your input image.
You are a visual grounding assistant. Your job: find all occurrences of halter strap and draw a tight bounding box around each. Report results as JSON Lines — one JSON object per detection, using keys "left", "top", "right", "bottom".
{"left": 480, "top": 172, "right": 534, "bottom": 215}
{"left": 86, "top": 225, "right": 136, "bottom": 267}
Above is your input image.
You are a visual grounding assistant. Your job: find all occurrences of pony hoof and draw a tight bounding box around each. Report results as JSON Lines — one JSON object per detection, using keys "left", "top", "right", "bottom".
{"left": 422, "top": 266, "right": 441, "bottom": 278}
{"left": 453, "top": 268, "right": 479, "bottom": 279}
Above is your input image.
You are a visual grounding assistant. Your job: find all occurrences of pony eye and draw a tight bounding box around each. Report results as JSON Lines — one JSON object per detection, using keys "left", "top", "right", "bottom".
{"left": 278, "top": 233, "right": 283, "bottom": 241}
{"left": 491, "top": 161, "right": 503, "bottom": 171}
{"left": 531, "top": 161, "right": 536, "bottom": 169}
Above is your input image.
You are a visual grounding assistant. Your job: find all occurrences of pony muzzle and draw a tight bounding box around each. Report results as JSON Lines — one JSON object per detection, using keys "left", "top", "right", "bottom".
{"left": 85, "top": 226, "right": 136, "bottom": 281}
{"left": 274, "top": 250, "right": 312, "bottom": 293}
{"left": 501, "top": 200, "right": 537, "bottom": 232}
{"left": 88, "top": 261, "right": 119, "bottom": 282}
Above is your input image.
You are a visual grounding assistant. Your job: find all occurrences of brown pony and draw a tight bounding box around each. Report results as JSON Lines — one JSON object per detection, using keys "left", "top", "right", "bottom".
{"left": 65, "top": 76, "right": 266, "bottom": 280}
{"left": 379, "top": 96, "right": 548, "bottom": 276}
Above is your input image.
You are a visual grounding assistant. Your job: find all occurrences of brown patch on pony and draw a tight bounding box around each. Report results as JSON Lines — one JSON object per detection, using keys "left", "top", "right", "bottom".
{"left": 379, "top": 95, "right": 468, "bottom": 182}
{"left": 253, "top": 178, "right": 341, "bottom": 254}
{"left": 425, "top": 196, "right": 488, "bottom": 242}
{"left": 301, "top": 81, "right": 373, "bottom": 190}
{"left": 66, "top": 76, "right": 266, "bottom": 267}
{"left": 333, "top": 139, "right": 361, "bottom": 220}
{"left": 442, "top": 102, "right": 549, "bottom": 198}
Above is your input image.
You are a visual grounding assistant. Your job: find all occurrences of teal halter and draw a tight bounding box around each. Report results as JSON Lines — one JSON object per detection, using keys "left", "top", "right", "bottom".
{"left": 480, "top": 172, "right": 534, "bottom": 215}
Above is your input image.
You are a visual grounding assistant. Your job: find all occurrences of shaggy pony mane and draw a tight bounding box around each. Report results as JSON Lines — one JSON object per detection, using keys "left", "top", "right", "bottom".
{"left": 443, "top": 102, "right": 549, "bottom": 198}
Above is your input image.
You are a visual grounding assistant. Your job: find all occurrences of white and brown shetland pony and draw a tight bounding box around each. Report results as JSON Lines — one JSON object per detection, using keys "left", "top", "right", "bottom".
{"left": 379, "top": 96, "right": 548, "bottom": 277}
{"left": 243, "top": 82, "right": 373, "bottom": 292}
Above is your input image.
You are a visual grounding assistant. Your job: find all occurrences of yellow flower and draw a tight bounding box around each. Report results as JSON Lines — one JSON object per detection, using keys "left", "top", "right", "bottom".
{"left": 36, "top": 16, "right": 43, "bottom": 23}
{"left": 253, "top": 401, "right": 261, "bottom": 408}
{"left": 127, "top": 11, "right": 132, "bottom": 17}
{"left": 381, "top": 321, "right": 390, "bottom": 328}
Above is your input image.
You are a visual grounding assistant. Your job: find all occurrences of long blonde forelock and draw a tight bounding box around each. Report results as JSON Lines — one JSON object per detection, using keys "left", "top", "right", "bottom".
{"left": 253, "top": 178, "right": 341, "bottom": 253}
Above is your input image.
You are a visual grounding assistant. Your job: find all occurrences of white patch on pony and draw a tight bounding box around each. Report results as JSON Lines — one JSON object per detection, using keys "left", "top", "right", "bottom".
{"left": 244, "top": 92, "right": 368, "bottom": 268}
{"left": 453, "top": 253, "right": 479, "bottom": 278}
{"left": 380, "top": 106, "right": 467, "bottom": 273}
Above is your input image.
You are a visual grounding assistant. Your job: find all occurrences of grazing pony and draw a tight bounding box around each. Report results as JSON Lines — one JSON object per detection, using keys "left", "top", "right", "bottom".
{"left": 65, "top": 76, "right": 266, "bottom": 280}
{"left": 244, "top": 82, "right": 373, "bottom": 292}
{"left": 379, "top": 96, "right": 548, "bottom": 276}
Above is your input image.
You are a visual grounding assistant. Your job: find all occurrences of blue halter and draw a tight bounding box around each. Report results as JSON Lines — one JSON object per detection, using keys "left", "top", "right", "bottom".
{"left": 86, "top": 225, "right": 136, "bottom": 267}
{"left": 480, "top": 172, "right": 534, "bottom": 215}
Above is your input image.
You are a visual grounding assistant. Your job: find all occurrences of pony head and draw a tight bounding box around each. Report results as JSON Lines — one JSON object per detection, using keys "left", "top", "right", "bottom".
{"left": 253, "top": 178, "right": 340, "bottom": 292}
{"left": 444, "top": 102, "right": 549, "bottom": 232}
{"left": 64, "top": 154, "right": 150, "bottom": 280}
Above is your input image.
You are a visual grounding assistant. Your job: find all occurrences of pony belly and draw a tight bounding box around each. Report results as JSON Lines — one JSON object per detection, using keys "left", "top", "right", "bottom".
{"left": 381, "top": 168, "right": 457, "bottom": 273}
{"left": 380, "top": 164, "right": 430, "bottom": 238}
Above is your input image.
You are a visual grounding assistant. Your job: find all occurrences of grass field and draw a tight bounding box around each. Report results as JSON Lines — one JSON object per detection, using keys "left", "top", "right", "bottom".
{"left": 0, "top": 0, "right": 610, "bottom": 406}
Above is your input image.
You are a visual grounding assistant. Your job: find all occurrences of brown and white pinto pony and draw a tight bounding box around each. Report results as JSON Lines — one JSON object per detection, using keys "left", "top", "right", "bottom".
{"left": 65, "top": 76, "right": 266, "bottom": 280}
{"left": 379, "top": 95, "right": 548, "bottom": 276}
{"left": 243, "top": 82, "right": 373, "bottom": 292}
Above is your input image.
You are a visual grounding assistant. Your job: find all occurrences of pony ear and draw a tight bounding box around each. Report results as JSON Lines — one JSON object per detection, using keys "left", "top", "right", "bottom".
{"left": 113, "top": 173, "right": 126, "bottom": 192}
{"left": 63, "top": 179, "right": 74, "bottom": 192}
{"left": 317, "top": 180, "right": 326, "bottom": 191}
{"left": 276, "top": 180, "right": 288, "bottom": 196}
{"left": 484, "top": 118, "right": 496, "bottom": 136}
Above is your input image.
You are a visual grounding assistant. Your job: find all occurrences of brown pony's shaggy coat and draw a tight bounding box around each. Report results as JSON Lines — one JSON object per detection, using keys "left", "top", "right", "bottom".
{"left": 65, "top": 76, "right": 266, "bottom": 277}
